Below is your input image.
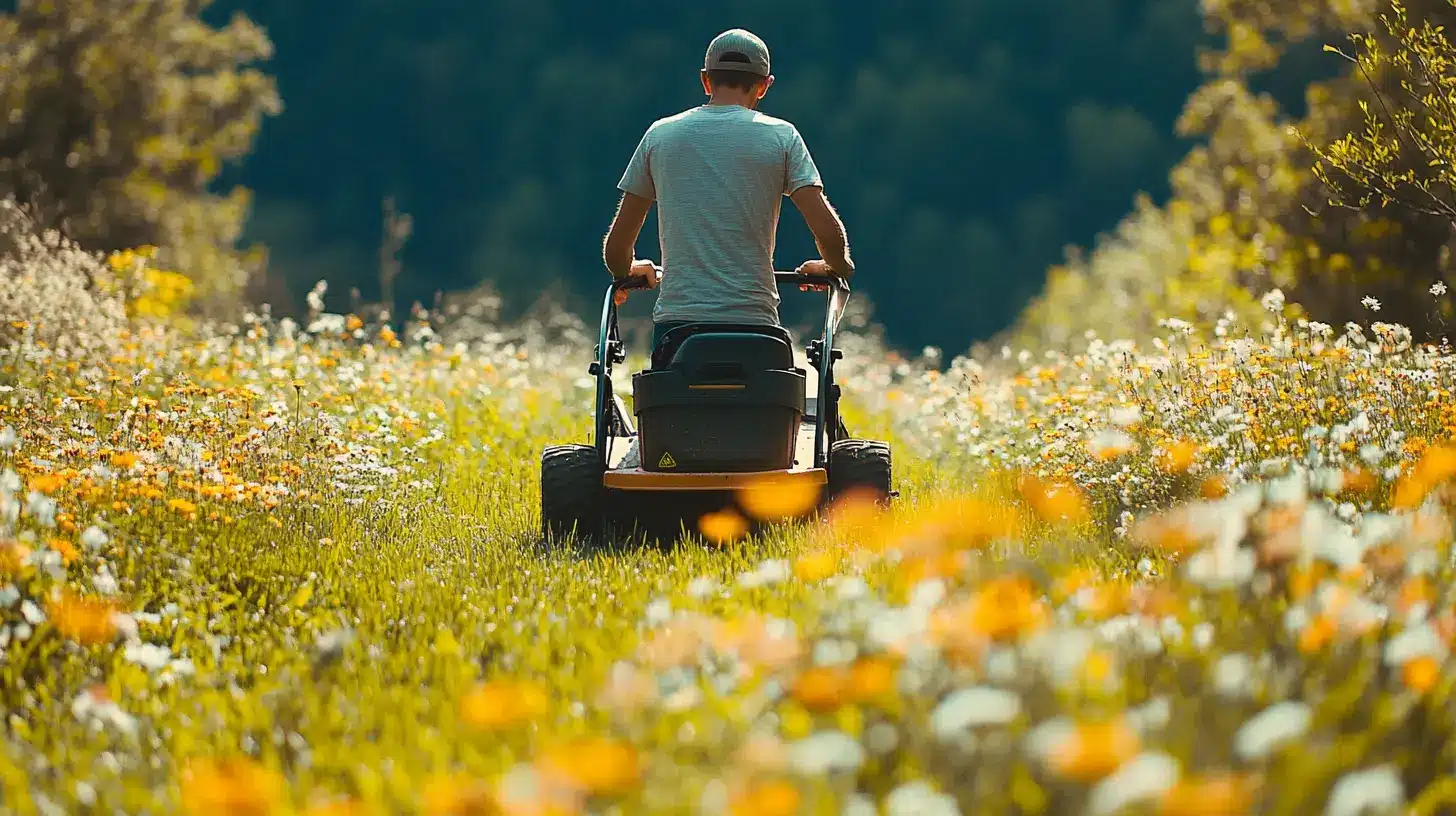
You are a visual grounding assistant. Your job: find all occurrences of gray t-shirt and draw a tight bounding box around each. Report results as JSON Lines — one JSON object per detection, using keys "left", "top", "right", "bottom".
{"left": 617, "top": 104, "right": 822, "bottom": 326}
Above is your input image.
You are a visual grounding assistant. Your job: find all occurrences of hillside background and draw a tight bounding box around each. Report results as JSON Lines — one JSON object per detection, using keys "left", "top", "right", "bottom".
{"left": 200, "top": 0, "right": 1228, "bottom": 355}
{"left": 4, "top": 0, "right": 1453, "bottom": 358}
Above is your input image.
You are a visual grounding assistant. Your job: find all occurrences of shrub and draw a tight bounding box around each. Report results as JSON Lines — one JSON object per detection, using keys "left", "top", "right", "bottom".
{"left": 0, "top": 0, "right": 281, "bottom": 312}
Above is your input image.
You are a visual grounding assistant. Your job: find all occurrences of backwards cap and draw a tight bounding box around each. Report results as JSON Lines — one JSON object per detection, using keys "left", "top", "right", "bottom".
{"left": 704, "top": 29, "right": 770, "bottom": 76}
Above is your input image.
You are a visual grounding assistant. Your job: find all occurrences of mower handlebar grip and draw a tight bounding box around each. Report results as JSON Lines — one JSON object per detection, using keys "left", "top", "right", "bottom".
{"left": 612, "top": 267, "right": 847, "bottom": 292}
{"left": 774, "top": 270, "right": 849, "bottom": 292}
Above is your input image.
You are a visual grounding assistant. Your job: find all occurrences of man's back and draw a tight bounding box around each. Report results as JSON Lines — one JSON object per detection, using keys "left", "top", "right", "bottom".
{"left": 618, "top": 103, "right": 822, "bottom": 326}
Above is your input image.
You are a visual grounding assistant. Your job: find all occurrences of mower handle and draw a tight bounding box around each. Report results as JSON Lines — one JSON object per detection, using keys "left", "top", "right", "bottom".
{"left": 613, "top": 266, "right": 849, "bottom": 294}
{"left": 598, "top": 265, "right": 851, "bottom": 469}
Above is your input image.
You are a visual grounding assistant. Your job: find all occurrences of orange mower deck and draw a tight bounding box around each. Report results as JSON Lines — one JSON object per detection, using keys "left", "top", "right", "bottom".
{"left": 603, "top": 465, "right": 827, "bottom": 492}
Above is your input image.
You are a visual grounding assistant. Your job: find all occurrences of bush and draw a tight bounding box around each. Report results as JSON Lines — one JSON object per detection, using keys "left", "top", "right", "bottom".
{"left": 0, "top": 198, "right": 128, "bottom": 354}
{"left": 1011, "top": 0, "right": 1456, "bottom": 353}
{"left": 0, "top": 0, "right": 281, "bottom": 312}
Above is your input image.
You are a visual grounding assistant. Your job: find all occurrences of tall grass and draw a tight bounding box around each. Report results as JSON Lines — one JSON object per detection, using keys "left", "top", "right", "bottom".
{"left": 6, "top": 245, "right": 1456, "bottom": 815}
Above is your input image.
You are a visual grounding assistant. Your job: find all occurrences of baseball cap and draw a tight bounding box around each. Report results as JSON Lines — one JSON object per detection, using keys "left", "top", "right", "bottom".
{"left": 704, "top": 29, "right": 771, "bottom": 76}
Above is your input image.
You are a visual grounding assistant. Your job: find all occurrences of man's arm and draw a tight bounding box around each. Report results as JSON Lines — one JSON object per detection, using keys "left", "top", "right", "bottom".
{"left": 790, "top": 185, "right": 854, "bottom": 277}
{"left": 602, "top": 191, "right": 654, "bottom": 279}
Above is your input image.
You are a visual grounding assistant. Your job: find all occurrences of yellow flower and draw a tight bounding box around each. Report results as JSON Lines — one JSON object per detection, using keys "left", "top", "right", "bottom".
{"left": 793, "top": 549, "right": 839, "bottom": 582}
{"left": 0, "top": 540, "right": 31, "bottom": 578}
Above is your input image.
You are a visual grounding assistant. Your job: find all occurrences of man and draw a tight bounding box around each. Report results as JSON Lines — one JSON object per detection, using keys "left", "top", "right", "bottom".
{"left": 602, "top": 28, "right": 855, "bottom": 357}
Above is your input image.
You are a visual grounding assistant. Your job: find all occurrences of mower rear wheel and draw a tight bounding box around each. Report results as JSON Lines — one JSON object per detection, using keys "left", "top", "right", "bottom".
{"left": 540, "top": 444, "right": 604, "bottom": 544}
{"left": 827, "top": 439, "right": 893, "bottom": 506}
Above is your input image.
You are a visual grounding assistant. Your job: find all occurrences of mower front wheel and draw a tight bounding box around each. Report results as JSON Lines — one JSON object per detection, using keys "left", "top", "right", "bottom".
{"left": 827, "top": 439, "right": 893, "bottom": 506}
{"left": 540, "top": 444, "right": 604, "bottom": 544}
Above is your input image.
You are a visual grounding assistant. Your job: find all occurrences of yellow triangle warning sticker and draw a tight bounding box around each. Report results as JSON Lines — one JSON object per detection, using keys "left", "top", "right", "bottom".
{"left": 658, "top": 452, "right": 677, "bottom": 469}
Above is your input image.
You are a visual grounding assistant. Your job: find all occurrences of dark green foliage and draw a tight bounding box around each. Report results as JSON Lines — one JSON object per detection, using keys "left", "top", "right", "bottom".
{"left": 205, "top": 0, "right": 1207, "bottom": 354}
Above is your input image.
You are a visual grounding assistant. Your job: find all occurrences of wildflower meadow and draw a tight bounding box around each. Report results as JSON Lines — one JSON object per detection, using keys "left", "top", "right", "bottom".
{"left": 8, "top": 208, "right": 1456, "bottom": 816}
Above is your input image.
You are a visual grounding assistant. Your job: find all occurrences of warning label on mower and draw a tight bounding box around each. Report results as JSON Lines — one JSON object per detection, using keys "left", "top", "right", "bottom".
{"left": 658, "top": 452, "right": 677, "bottom": 468}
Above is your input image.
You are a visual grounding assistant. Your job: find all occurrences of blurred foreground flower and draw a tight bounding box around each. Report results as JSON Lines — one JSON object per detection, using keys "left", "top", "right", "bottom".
{"left": 699, "top": 509, "right": 749, "bottom": 543}
{"left": 738, "top": 475, "right": 822, "bottom": 521}
{"left": 180, "top": 757, "right": 286, "bottom": 816}
{"left": 459, "top": 678, "right": 550, "bottom": 731}
{"left": 536, "top": 737, "right": 643, "bottom": 798}
{"left": 46, "top": 591, "right": 121, "bottom": 645}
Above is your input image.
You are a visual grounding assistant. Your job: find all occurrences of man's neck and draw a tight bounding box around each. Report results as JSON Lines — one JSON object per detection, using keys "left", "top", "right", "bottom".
{"left": 707, "top": 93, "right": 756, "bottom": 109}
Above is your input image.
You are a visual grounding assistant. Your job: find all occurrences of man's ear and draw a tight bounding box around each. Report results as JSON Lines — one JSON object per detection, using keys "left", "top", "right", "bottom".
{"left": 757, "top": 75, "right": 775, "bottom": 98}
{"left": 700, "top": 69, "right": 712, "bottom": 95}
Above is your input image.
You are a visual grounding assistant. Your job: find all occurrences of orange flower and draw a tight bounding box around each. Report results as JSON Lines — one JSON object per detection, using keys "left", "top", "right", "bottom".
{"left": 730, "top": 779, "right": 801, "bottom": 816}
{"left": 967, "top": 575, "right": 1047, "bottom": 642}
{"left": 907, "top": 498, "right": 1022, "bottom": 552}
{"left": 419, "top": 773, "right": 498, "bottom": 816}
{"left": 1129, "top": 512, "right": 1200, "bottom": 556}
{"left": 1403, "top": 655, "right": 1441, "bottom": 694}
{"left": 303, "top": 799, "right": 372, "bottom": 816}
{"left": 699, "top": 509, "right": 748, "bottom": 544}
{"left": 47, "top": 592, "right": 120, "bottom": 646}
{"left": 847, "top": 656, "right": 899, "bottom": 704}
{"left": 537, "top": 737, "right": 643, "bottom": 797}
{"left": 179, "top": 757, "right": 286, "bottom": 816}
{"left": 111, "top": 451, "right": 139, "bottom": 469}
{"left": 1079, "top": 580, "right": 1131, "bottom": 621}
{"left": 458, "top": 679, "right": 550, "bottom": 731}
{"left": 1158, "top": 772, "right": 1258, "bottom": 816}
{"left": 1392, "top": 445, "right": 1456, "bottom": 510}
{"left": 1297, "top": 615, "right": 1336, "bottom": 654}
{"left": 1017, "top": 473, "right": 1091, "bottom": 524}
{"left": 1341, "top": 466, "right": 1378, "bottom": 495}
{"left": 823, "top": 486, "right": 887, "bottom": 532}
{"left": 168, "top": 497, "right": 198, "bottom": 517}
{"left": 1046, "top": 718, "right": 1140, "bottom": 782}
{"left": 737, "top": 475, "right": 821, "bottom": 521}
{"left": 791, "top": 666, "right": 850, "bottom": 712}
{"left": 1157, "top": 439, "right": 1201, "bottom": 474}
{"left": 48, "top": 537, "right": 79, "bottom": 565}
{"left": 1200, "top": 476, "right": 1229, "bottom": 499}
{"left": 29, "top": 473, "right": 64, "bottom": 495}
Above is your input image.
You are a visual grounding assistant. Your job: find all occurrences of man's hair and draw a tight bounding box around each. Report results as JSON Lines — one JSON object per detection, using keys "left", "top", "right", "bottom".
{"left": 706, "top": 51, "right": 766, "bottom": 92}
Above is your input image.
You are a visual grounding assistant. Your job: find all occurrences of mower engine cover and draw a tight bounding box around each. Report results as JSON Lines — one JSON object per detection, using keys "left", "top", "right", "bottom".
{"left": 632, "top": 328, "right": 806, "bottom": 473}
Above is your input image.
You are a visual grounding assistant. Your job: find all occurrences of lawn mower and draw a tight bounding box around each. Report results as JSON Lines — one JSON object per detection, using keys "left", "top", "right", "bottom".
{"left": 539, "top": 268, "right": 893, "bottom": 544}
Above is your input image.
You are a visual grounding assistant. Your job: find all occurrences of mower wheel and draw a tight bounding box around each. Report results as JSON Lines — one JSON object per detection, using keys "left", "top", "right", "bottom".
{"left": 540, "top": 444, "right": 604, "bottom": 544}
{"left": 827, "top": 439, "right": 893, "bottom": 506}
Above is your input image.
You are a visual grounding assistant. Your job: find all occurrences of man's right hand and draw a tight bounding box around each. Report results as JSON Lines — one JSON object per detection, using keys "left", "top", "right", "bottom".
{"left": 794, "top": 259, "right": 852, "bottom": 290}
